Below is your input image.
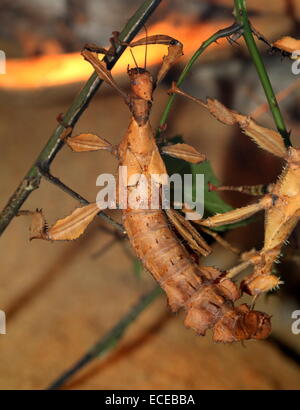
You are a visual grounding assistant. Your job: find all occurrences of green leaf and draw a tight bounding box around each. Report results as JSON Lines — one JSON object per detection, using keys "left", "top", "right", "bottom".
{"left": 191, "top": 161, "right": 232, "bottom": 215}
{"left": 133, "top": 259, "right": 143, "bottom": 279}
{"left": 161, "top": 135, "right": 190, "bottom": 177}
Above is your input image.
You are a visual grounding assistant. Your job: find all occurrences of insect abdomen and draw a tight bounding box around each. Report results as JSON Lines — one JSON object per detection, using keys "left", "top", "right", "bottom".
{"left": 123, "top": 208, "right": 272, "bottom": 341}
{"left": 123, "top": 209, "right": 203, "bottom": 312}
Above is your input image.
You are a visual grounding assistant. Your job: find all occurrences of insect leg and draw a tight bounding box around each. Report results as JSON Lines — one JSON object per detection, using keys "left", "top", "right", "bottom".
{"left": 81, "top": 48, "right": 128, "bottom": 101}
{"left": 208, "top": 182, "right": 272, "bottom": 196}
{"left": 198, "top": 195, "right": 273, "bottom": 228}
{"left": 240, "top": 247, "right": 283, "bottom": 296}
{"left": 161, "top": 143, "right": 206, "bottom": 164}
{"left": 165, "top": 209, "right": 211, "bottom": 257}
{"left": 226, "top": 260, "right": 252, "bottom": 279}
{"left": 128, "top": 35, "right": 184, "bottom": 86}
{"left": 83, "top": 43, "right": 110, "bottom": 56}
{"left": 64, "top": 132, "right": 116, "bottom": 155}
{"left": 200, "top": 226, "right": 240, "bottom": 255}
{"left": 19, "top": 203, "right": 101, "bottom": 241}
{"left": 169, "top": 83, "right": 288, "bottom": 158}
{"left": 250, "top": 24, "right": 272, "bottom": 48}
{"left": 57, "top": 114, "right": 116, "bottom": 155}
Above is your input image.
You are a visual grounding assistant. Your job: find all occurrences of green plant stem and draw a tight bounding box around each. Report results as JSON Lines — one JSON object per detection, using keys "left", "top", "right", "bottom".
{"left": 233, "top": 0, "right": 291, "bottom": 147}
{"left": 0, "top": 0, "right": 162, "bottom": 236}
{"left": 47, "top": 286, "right": 162, "bottom": 390}
{"left": 157, "top": 22, "right": 242, "bottom": 137}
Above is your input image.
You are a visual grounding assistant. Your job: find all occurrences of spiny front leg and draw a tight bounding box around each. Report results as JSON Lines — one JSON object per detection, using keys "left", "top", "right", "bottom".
{"left": 169, "top": 82, "right": 288, "bottom": 159}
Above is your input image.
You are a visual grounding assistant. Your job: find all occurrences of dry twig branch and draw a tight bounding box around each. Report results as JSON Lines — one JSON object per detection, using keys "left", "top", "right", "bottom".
{"left": 47, "top": 286, "right": 162, "bottom": 390}
{"left": 41, "top": 170, "right": 124, "bottom": 233}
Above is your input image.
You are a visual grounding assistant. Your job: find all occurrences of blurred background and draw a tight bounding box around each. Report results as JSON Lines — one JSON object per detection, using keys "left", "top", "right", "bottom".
{"left": 0, "top": 0, "right": 300, "bottom": 389}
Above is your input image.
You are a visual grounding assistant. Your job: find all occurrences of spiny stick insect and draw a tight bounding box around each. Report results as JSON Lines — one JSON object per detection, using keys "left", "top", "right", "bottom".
{"left": 169, "top": 82, "right": 300, "bottom": 303}
{"left": 21, "top": 33, "right": 271, "bottom": 343}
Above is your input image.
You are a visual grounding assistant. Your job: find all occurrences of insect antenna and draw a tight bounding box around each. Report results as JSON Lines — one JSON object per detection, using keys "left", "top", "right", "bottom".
{"left": 143, "top": 24, "right": 148, "bottom": 70}
{"left": 129, "top": 47, "right": 138, "bottom": 69}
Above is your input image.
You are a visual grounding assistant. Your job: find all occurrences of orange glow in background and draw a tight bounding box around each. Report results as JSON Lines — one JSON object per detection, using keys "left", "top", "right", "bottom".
{"left": 0, "top": 19, "right": 230, "bottom": 89}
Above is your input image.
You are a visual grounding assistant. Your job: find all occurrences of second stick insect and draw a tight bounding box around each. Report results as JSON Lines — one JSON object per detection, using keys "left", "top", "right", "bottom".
{"left": 170, "top": 82, "right": 300, "bottom": 305}
{"left": 24, "top": 34, "right": 272, "bottom": 343}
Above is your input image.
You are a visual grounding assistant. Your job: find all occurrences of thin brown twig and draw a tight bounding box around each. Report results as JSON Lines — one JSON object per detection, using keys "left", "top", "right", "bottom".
{"left": 47, "top": 285, "right": 162, "bottom": 390}
{"left": 41, "top": 169, "right": 124, "bottom": 233}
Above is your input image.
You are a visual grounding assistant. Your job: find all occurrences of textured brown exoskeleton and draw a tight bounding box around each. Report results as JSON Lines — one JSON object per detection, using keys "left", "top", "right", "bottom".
{"left": 170, "top": 82, "right": 300, "bottom": 301}
{"left": 22, "top": 35, "right": 271, "bottom": 343}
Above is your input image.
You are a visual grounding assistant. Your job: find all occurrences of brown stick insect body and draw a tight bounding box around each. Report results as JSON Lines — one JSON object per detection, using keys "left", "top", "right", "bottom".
{"left": 23, "top": 35, "right": 271, "bottom": 343}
